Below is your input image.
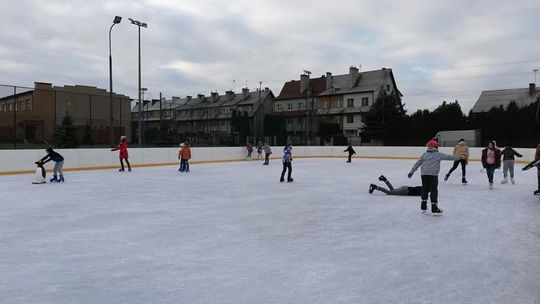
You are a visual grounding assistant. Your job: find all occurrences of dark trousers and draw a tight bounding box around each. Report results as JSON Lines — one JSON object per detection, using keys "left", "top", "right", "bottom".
{"left": 485, "top": 164, "right": 496, "bottom": 183}
{"left": 421, "top": 175, "right": 438, "bottom": 203}
{"left": 347, "top": 154, "right": 353, "bottom": 162}
{"left": 537, "top": 168, "right": 540, "bottom": 190}
{"left": 280, "top": 162, "right": 292, "bottom": 180}
{"left": 264, "top": 152, "right": 271, "bottom": 165}
{"left": 120, "top": 158, "right": 131, "bottom": 170}
{"left": 447, "top": 159, "right": 467, "bottom": 177}
{"left": 180, "top": 159, "right": 189, "bottom": 172}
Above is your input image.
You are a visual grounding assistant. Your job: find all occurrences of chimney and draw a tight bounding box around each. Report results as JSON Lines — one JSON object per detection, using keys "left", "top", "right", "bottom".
{"left": 242, "top": 87, "right": 250, "bottom": 99}
{"left": 300, "top": 74, "right": 310, "bottom": 93}
{"left": 211, "top": 91, "right": 219, "bottom": 102}
{"left": 186, "top": 95, "right": 192, "bottom": 101}
{"left": 326, "top": 72, "right": 332, "bottom": 90}
{"left": 264, "top": 87, "right": 269, "bottom": 92}
{"left": 225, "top": 90, "right": 235, "bottom": 100}
{"left": 349, "top": 66, "right": 359, "bottom": 87}
{"left": 197, "top": 94, "right": 205, "bottom": 101}
{"left": 172, "top": 96, "right": 180, "bottom": 103}
{"left": 529, "top": 83, "right": 536, "bottom": 96}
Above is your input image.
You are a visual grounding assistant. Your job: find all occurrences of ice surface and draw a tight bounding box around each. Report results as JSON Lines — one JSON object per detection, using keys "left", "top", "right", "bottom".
{"left": 1, "top": 158, "right": 539, "bottom": 304}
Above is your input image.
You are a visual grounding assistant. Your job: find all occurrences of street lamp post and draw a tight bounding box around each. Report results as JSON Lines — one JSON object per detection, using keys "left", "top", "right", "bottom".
{"left": 109, "top": 16, "right": 122, "bottom": 147}
{"left": 128, "top": 17, "right": 147, "bottom": 147}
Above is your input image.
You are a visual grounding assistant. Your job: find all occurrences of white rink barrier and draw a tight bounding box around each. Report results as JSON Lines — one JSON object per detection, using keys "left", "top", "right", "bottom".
{"left": 0, "top": 146, "right": 537, "bottom": 174}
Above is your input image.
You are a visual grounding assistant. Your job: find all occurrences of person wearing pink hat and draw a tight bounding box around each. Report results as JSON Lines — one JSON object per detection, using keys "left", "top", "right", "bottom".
{"left": 408, "top": 139, "right": 461, "bottom": 215}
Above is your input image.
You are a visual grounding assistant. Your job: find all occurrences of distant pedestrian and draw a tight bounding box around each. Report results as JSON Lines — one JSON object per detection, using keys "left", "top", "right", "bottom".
{"left": 444, "top": 139, "right": 469, "bottom": 184}
{"left": 344, "top": 144, "right": 356, "bottom": 163}
{"left": 111, "top": 135, "right": 131, "bottom": 172}
{"left": 500, "top": 144, "right": 522, "bottom": 184}
{"left": 481, "top": 141, "right": 501, "bottom": 190}
{"left": 280, "top": 143, "right": 293, "bottom": 182}
{"left": 263, "top": 143, "right": 272, "bottom": 165}
{"left": 408, "top": 139, "right": 460, "bottom": 215}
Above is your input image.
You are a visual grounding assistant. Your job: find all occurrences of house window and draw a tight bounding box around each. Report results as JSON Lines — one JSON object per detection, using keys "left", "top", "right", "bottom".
{"left": 298, "top": 102, "right": 303, "bottom": 110}
{"left": 277, "top": 105, "right": 283, "bottom": 111}
{"left": 287, "top": 103, "right": 292, "bottom": 110}
{"left": 324, "top": 101, "right": 329, "bottom": 108}
{"left": 361, "top": 97, "right": 369, "bottom": 106}
{"left": 347, "top": 98, "right": 354, "bottom": 107}
{"left": 347, "top": 115, "right": 354, "bottom": 123}
{"left": 386, "top": 84, "right": 391, "bottom": 92}
{"left": 287, "top": 118, "right": 292, "bottom": 125}
{"left": 26, "top": 99, "right": 33, "bottom": 111}
{"left": 335, "top": 97, "right": 340, "bottom": 108}
{"left": 297, "top": 118, "right": 303, "bottom": 125}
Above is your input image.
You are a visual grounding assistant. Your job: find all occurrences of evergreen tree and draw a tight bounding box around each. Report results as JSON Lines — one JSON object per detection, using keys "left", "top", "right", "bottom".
{"left": 54, "top": 112, "right": 79, "bottom": 148}
{"left": 81, "top": 123, "right": 94, "bottom": 147}
{"left": 361, "top": 91, "right": 406, "bottom": 145}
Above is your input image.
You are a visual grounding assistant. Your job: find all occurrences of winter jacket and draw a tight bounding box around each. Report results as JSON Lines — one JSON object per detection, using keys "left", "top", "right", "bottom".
{"left": 263, "top": 145, "right": 272, "bottom": 154}
{"left": 344, "top": 145, "right": 356, "bottom": 155}
{"left": 39, "top": 150, "right": 64, "bottom": 163}
{"left": 246, "top": 144, "right": 253, "bottom": 152}
{"left": 452, "top": 141, "right": 469, "bottom": 162}
{"left": 180, "top": 146, "right": 192, "bottom": 160}
{"left": 283, "top": 146, "right": 292, "bottom": 163}
{"left": 501, "top": 147, "right": 522, "bottom": 161}
{"left": 481, "top": 147, "right": 501, "bottom": 168}
{"left": 409, "top": 148, "right": 459, "bottom": 176}
{"left": 112, "top": 141, "right": 129, "bottom": 159}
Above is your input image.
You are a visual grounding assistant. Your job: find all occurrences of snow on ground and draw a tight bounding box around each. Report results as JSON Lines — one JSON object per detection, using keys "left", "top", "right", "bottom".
{"left": 0, "top": 158, "right": 539, "bottom": 304}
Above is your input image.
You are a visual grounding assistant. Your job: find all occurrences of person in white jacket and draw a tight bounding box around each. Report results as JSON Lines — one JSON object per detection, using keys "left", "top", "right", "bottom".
{"left": 408, "top": 139, "right": 460, "bottom": 215}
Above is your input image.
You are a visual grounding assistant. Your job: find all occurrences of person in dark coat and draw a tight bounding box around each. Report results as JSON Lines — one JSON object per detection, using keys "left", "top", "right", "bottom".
{"left": 481, "top": 141, "right": 501, "bottom": 190}
{"left": 37, "top": 148, "right": 65, "bottom": 182}
{"left": 500, "top": 144, "right": 522, "bottom": 184}
{"left": 280, "top": 143, "right": 293, "bottom": 182}
{"left": 369, "top": 175, "right": 422, "bottom": 196}
{"left": 344, "top": 144, "right": 356, "bottom": 163}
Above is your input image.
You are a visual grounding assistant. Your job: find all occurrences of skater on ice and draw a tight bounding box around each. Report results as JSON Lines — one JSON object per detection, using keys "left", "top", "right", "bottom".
{"left": 178, "top": 142, "right": 192, "bottom": 172}
{"left": 37, "top": 148, "right": 65, "bottom": 182}
{"left": 444, "top": 138, "right": 469, "bottom": 184}
{"left": 344, "top": 144, "right": 356, "bottom": 163}
{"left": 246, "top": 142, "right": 253, "bottom": 160}
{"left": 481, "top": 141, "right": 501, "bottom": 190}
{"left": 111, "top": 136, "right": 131, "bottom": 172}
{"left": 280, "top": 143, "right": 293, "bottom": 182}
{"left": 408, "top": 139, "right": 461, "bottom": 215}
{"left": 522, "top": 143, "right": 540, "bottom": 195}
{"left": 500, "top": 144, "right": 522, "bottom": 184}
{"left": 262, "top": 143, "right": 272, "bottom": 165}
{"left": 369, "top": 175, "right": 422, "bottom": 196}
{"left": 256, "top": 141, "right": 263, "bottom": 159}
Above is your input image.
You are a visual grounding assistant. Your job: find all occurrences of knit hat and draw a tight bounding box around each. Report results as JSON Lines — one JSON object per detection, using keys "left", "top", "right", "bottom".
{"left": 427, "top": 140, "right": 439, "bottom": 149}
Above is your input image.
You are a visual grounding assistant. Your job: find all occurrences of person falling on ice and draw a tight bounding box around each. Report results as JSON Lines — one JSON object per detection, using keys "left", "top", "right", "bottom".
{"left": 369, "top": 175, "right": 422, "bottom": 196}
{"left": 37, "top": 148, "right": 65, "bottom": 182}
{"left": 408, "top": 139, "right": 460, "bottom": 215}
{"left": 344, "top": 144, "right": 356, "bottom": 163}
{"left": 111, "top": 136, "right": 131, "bottom": 172}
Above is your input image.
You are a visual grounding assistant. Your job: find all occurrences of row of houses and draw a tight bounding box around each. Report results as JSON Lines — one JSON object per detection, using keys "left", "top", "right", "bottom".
{"left": 1, "top": 65, "right": 539, "bottom": 146}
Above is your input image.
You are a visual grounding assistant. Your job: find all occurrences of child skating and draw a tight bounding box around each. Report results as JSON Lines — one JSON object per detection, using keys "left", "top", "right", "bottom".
{"left": 280, "top": 143, "right": 293, "bottom": 182}
{"left": 111, "top": 136, "right": 131, "bottom": 172}
{"left": 37, "top": 148, "right": 65, "bottom": 182}
{"left": 178, "top": 142, "right": 192, "bottom": 172}
{"left": 444, "top": 139, "right": 469, "bottom": 184}
{"left": 500, "top": 144, "right": 522, "bottom": 184}
{"left": 408, "top": 139, "right": 460, "bottom": 215}
{"left": 263, "top": 143, "right": 272, "bottom": 165}
{"left": 344, "top": 144, "right": 356, "bottom": 163}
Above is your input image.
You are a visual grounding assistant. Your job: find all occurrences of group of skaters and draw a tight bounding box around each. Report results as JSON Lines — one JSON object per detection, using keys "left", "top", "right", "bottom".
{"left": 246, "top": 142, "right": 273, "bottom": 165}
{"left": 369, "top": 138, "right": 540, "bottom": 215}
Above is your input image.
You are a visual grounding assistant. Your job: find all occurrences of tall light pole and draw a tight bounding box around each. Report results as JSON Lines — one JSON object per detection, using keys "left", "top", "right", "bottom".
{"left": 129, "top": 17, "right": 147, "bottom": 147}
{"left": 109, "top": 16, "right": 122, "bottom": 147}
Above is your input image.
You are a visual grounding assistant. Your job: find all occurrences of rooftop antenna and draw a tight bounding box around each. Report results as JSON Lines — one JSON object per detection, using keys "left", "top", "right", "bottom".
{"left": 245, "top": 80, "right": 248, "bottom": 88}
{"left": 233, "top": 79, "right": 235, "bottom": 93}
{"left": 534, "top": 68, "right": 539, "bottom": 84}
{"left": 303, "top": 70, "right": 311, "bottom": 75}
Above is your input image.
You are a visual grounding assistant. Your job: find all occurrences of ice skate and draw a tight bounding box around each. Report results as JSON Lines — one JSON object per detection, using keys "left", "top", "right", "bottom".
{"left": 421, "top": 200, "right": 427, "bottom": 213}
{"left": 462, "top": 177, "right": 467, "bottom": 184}
{"left": 534, "top": 189, "right": 540, "bottom": 195}
{"left": 501, "top": 177, "right": 508, "bottom": 184}
{"left": 280, "top": 178, "right": 285, "bottom": 183}
{"left": 369, "top": 184, "right": 377, "bottom": 194}
{"left": 489, "top": 183, "right": 493, "bottom": 190}
{"left": 119, "top": 168, "right": 125, "bottom": 172}
{"left": 58, "top": 175, "right": 64, "bottom": 182}
{"left": 287, "top": 178, "right": 293, "bottom": 183}
{"left": 378, "top": 175, "right": 387, "bottom": 182}
{"left": 32, "top": 180, "right": 46, "bottom": 184}
{"left": 50, "top": 175, "right": 58, "bottom": 182}
{"left": 510, "top": 178, "right": 514, "bottom": 184}
{"left": 431, "top": 203, "right": 443, "bottom": 215}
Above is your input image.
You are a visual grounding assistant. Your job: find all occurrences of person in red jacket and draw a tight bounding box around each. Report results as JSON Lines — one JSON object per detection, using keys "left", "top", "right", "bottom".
{"left": 111, "top": 136, "right": 131, "bottom": 172}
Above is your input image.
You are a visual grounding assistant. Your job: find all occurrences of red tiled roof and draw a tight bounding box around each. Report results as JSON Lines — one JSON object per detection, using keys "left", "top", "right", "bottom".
{"left": 275, "top": 76, "right": 327, "bottom": 100}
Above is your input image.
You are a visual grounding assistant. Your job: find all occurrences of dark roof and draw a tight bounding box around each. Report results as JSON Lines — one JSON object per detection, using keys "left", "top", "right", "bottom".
{"left": 471, "top": 88, "right": 540, "bottom": 113}
{"left": 275, "top": 76, "right": 327, "bottom": 100}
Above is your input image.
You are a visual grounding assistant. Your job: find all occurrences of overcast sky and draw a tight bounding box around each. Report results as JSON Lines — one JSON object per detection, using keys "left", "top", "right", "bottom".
{"left": 1, "top": 0, "right": 539, "bottom": 112}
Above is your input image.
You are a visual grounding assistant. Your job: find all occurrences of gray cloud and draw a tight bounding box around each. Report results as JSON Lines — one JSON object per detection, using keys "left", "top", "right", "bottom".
{"left": 1, "top": 0, "right": 539, "bottom": 112}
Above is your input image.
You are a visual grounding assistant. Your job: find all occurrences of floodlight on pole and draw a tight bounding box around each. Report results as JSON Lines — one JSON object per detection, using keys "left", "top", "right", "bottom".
{"left": 129, "top": 17, "right": 148, "bottom": 147}
{"left": 109, "top": 15, "right": 122, "bottom": 147}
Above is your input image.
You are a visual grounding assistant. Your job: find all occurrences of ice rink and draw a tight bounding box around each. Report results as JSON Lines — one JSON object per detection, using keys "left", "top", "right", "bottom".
{"left": 1, "top": 157, "right": 539, "bottom": 304}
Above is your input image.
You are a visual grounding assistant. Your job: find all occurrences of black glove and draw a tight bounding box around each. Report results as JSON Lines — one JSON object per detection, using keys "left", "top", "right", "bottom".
{"left": 407, "top": 173, "right": 413, "bottom": 179}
